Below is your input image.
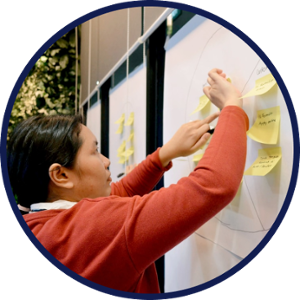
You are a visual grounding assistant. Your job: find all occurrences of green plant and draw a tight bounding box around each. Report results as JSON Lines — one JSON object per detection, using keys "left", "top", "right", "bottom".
{"left": 8, "top": 27, "right": 80, "bottom": 140}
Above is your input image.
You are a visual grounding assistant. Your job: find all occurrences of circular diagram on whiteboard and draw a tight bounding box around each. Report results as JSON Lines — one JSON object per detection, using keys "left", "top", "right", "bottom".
{"left": 163, "top": 11, "right": 296, "bottom": 292}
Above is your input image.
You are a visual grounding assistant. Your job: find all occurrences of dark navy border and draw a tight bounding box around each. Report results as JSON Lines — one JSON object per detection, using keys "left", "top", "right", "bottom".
{"left": 1, "top": 1, "right": 299, "bottom": 299}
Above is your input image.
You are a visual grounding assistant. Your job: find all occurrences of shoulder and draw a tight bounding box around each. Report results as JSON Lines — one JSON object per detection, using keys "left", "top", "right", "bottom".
{"left": 24, "top": 209, "right": 63, "bottom": 222}
{"left": 24, "top": 196, "right": 139, "bottom": 239}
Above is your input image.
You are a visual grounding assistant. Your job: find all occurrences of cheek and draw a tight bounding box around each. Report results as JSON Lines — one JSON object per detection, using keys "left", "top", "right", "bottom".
{"left": 92, "top": 159, "right": 107, "bottom": 181}
{"left": 76, "top": 155, "right": 107, "bottom": 181}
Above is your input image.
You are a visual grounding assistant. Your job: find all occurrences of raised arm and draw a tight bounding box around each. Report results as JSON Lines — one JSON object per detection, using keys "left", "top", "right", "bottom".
{"left": 123, "top": 69, "right": 249, "bottom": 272}
{"left": 111, "top": 107, "right": 219, "bottom": 198}
{"left": 110, "top": 149, "right": 172, "bottom": 197}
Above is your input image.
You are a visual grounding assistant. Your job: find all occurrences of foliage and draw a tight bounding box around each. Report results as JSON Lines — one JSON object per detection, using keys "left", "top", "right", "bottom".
{"left": 8, "top": 28, "right": 80, "bottom": 139}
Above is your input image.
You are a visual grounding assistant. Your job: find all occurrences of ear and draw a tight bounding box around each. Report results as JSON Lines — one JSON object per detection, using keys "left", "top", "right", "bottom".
{"left": 48, "top": 163, "right": 74, "bottom": 189}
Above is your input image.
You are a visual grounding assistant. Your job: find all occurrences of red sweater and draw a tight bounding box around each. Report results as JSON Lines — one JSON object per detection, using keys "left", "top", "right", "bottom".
{"left": 24, "top": 106, "right": 249, "bottom": 293}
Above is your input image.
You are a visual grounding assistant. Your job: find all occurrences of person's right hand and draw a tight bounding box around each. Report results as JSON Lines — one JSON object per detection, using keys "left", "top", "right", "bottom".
{"left": 159, "top": 112, "right": 220, "bottom": 167}
{"left": 203, "top": 68, "right": 242, "bottom": 109}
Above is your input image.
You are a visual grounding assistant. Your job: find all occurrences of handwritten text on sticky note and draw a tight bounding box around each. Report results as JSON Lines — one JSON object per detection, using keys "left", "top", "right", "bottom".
{"left": 244, "top": 147, "right": 281, "bottom": 176}
{"left": 240, "top": 73, "right": 277, "bottom": 99}
{"left": 247, "top": 106, "right": 280, "bottom": 144}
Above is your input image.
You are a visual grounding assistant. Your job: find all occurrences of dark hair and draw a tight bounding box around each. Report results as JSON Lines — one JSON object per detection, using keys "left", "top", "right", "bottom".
{"left": 7, "top": 114, "right": 83, "bottom": 208}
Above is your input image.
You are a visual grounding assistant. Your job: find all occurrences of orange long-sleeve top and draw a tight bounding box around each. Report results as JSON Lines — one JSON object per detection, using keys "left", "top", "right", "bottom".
{"left": 24, "top": 106, "right": 249, "bottom": 293}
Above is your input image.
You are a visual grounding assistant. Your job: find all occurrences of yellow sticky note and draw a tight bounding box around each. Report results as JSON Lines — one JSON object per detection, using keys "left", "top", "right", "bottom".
{"left": 125, "top": 112, "right": 134, "bottom": 126}
{"left": 117, "top": 141, "right": 126, "bottom": 157}
{"left": 191, "top": 95, "right": 210, "bottom": 115}
{"left": 118, "top": 155, "right": 128, "bottom": 164}
{"left": 193, "top": 153, "right": 204, "bottom": 162}
{"left": 115, "top": 113, "right": 125, "bottom": 124}
{"left": 122, "top": 146, "right": 134, "bottom": 158}
{"left": 115, "top": 122, "right": 124, "bottom": 134}
{"left": 240, "top": 73, "right": 277, "bottom": 99}
{"left": 247, "top": 106, "right": 280, "bottom": 144}
{"left": 244, "top": 147, "right": 282, "bottom": 176}
{"left": 127, "top": 131, "right": 134, "bottom": 142}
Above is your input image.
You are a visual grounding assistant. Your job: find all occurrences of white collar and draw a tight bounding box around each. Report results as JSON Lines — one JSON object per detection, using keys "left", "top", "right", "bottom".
{"left": 30, "top": 200, "right": 77, "bottom": 212}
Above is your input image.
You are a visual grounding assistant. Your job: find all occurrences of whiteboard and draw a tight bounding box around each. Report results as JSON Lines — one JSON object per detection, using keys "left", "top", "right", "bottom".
{"left": 163, "top": 16, "right": 293, "bottom": 291}
{"left": 86, "top": 99, "right": 101, "bottom": 149}
{"left": 109, "top": 63, "right": 147, "bottom": 183}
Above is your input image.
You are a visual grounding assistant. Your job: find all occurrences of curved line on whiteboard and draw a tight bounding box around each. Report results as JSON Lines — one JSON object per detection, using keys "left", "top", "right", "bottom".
{"left": 243, "top": 175, "right": 266, "bottom": 230}
{"left": 194, "top": 232, "right": 244, "bottom": 259}
{"left": 183, "top": 23, "right": 267, "bottom": 234}
{"left": 240, "top": 59, "right": 261, "bottom": 94}
{"left": 214, "top": 216, "right": 269, "bottom": 233}
{"left": 184, "top": 25, "right": 223, "bottom": 119}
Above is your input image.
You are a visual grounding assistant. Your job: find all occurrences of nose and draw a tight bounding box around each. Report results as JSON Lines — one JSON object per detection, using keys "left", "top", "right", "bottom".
{"left": 102, "top": 155, "right": 111, "bottom": 169}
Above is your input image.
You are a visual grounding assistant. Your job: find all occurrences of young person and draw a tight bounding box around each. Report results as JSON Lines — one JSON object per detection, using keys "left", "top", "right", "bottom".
{"left": 7, "top": 69, "right": 249, "bottom": 293}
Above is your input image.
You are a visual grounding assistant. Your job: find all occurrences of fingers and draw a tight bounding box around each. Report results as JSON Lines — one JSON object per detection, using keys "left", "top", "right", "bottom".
{"left": 203, "top": 111, "right": 220, "bottom": 124}
{"left": 192, "top": 131, "right": 211, "bottom": 152}
{"left": 203, "top": 86, "right": 211, "bottom": 99}
{"left": 192, "top": 122, "right": 210, "bottom": 142}
{"left": 207, "top": 77, "right": 213, "bottom": 86}
{"left": 190, "top": 111, "right": 220, "bottom": 129}
{"left": 125, "top": 163, "right": 137, "bottom": 174}
{"left": 125, "top": 165, "right": 131, "bottom": 174}
{"left": 208, "top": 68, "right": 222, "bottom": 80}
{"left": 208, "top": 68, "right": 226, "bottom": 82}
{"left": 209, "top": 68, "right": 223, "bottom": 75}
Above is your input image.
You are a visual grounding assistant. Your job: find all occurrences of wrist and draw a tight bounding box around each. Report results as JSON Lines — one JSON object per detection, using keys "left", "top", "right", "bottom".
{"left": 223, "top": 99, "right": 242, "bottom": 109}
{"left": 159, "top": 144, "right": 174, "bottom": 168}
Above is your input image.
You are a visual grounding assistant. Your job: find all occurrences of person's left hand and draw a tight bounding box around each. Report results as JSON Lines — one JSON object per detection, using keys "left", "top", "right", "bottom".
{"left": 159, "top": 112, "right": 220, "bottom": 167}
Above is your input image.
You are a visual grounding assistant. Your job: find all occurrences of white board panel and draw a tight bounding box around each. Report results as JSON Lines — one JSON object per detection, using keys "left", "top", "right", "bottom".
{"left": 165, "top": 234, "right": 242, "bottom": 292}
{"left": 163, "top": 16, "right": 293, "bottom": 291}
{"left": 109, "top": 64, "right": 147, "bottom": 183}
{"left": 86, "top": 100, "right": 101, "bottom": 149}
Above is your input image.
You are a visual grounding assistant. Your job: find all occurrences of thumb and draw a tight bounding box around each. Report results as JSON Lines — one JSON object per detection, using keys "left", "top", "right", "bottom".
{"left": 203, "top": 86, "right": 211, "bottom": 99}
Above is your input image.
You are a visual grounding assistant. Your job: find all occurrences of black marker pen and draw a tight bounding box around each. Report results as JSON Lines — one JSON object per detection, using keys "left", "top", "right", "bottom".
{"left": 207, "top": 126, "right": 215, "bottom": 135}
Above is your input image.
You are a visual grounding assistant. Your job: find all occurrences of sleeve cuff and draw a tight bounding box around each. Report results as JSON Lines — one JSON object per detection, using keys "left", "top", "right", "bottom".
{"left": 221, "top": 105, "right": 249, "bottom": 130}
{"left": 153, "top": 148, "right": 173, "bottom": 171}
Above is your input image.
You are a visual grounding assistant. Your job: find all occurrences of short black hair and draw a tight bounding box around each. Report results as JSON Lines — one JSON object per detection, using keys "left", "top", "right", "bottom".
{"left": 7, "top": 114, "right": 83, "bottom": 208}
